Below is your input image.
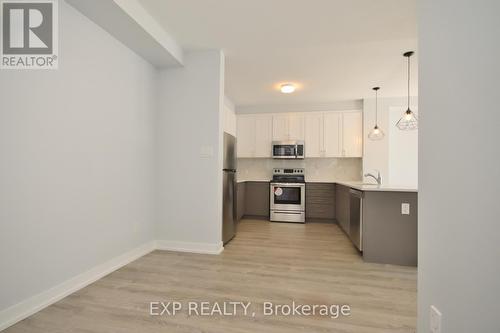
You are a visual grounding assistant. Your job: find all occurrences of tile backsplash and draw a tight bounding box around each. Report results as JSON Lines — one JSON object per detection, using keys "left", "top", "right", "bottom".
{"left": 237, "top": 158, "right": 362, "bottom": 182}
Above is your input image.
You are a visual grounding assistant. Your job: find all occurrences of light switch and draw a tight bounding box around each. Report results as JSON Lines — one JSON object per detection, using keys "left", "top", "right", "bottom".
{"left": 401, "top": 203, "right": 410, "bottom": 215}
{"left": 430, "top": 305, "right": 442, "bottom": 333}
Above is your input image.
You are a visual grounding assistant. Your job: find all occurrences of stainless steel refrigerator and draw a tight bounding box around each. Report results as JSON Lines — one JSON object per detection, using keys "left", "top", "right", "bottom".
{"left": 222, "top": 133, "right": 237, "bottom": 244}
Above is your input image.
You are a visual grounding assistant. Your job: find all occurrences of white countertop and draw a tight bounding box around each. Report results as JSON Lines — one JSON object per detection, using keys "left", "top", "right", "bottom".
{"left": 237, "top": 178, "right": 417, "bottom": 192}
{"left": 237, "top": 179, "right": 267, "bottom": 183}
{"left": 334, "top": 181, "right": 418, "bottom": 193}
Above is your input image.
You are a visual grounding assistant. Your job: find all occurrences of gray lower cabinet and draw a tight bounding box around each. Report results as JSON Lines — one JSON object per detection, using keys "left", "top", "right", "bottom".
{"left": 336, "top": 183, "right": 418, "bottom": 266}
{"left": 335, "top": 184, "right": 351, "bottom": 234}
{"left": 305, "top": 183, "right": 336, "bottom": 221}
{"left": 362, "top": 191, "right": 418, "bottom": 266}
{"left": 243, "top": 181, "right": 270, "bottom": 218}
{"left": 236, "top": 182, "right": 246, "bottom": 222}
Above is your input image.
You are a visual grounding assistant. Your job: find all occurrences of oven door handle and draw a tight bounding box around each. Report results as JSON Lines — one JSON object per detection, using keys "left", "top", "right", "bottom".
{"left": 272, "top": 211, "right": 303, "bottom": 215}
{"left": 270, "top": 183, "right": 305, "bottom": 187}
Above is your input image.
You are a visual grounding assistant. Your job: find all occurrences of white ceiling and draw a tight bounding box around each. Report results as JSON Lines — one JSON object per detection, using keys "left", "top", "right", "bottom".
{"left": 139, "top": 0, "right": 417, "bottom": 107}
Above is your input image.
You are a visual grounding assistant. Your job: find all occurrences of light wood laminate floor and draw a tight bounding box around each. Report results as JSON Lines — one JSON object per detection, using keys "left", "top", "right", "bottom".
{"left": 4, "top": 219, "right": 417, "bottom": 333}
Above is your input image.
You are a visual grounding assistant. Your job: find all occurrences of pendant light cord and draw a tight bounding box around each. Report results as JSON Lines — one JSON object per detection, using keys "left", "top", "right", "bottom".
{"left": 407, "top": 54, "right": 411, "bottom": 111}
{"left": 375, "top": 89, "right": 378, "bottom": 126}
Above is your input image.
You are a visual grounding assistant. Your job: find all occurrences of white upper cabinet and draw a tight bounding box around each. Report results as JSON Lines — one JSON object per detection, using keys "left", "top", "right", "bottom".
{"left": 237, "top": 111, "right": 361, "bottom": 158}
{"left": 342, "top": 111, "right": 363, "bottom": 157}
{"left": 304, "top": 113, "right": 324, "bottom": 157}
{"left": 323, "top": 112, "right": 343, "bottom": 157}
{"left": 254, "top": 114, "right": 273, "bottom": 157}
{"left": 305, "top": 111, "right": 361, "bottom": 158}
{"left": 236, "top": 114, "right": 273, "bottom": 158}
{"left": 288, "top": 114, "right": 305, "bottom": 141}
{"left": 272, "top": 115, "right": 289, "bottom": 141}
{"left": 236, "top": 115, "right": 255, "bottom": 157}
{"left": 272, "top": 114, "right": 304, "bottom": 141}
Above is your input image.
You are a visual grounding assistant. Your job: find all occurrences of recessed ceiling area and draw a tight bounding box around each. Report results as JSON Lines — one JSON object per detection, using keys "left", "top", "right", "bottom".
{"left": 138, "top": 0, "right": 417, "bottom": 106}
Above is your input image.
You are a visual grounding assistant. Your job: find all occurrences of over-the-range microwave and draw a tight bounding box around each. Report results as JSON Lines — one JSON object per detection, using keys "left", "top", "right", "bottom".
{"left": 272, "top": 141, "right": 305, "bottom": 159}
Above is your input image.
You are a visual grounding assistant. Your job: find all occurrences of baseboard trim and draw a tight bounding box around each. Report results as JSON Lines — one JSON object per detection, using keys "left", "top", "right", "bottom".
{"left": 156, "top": 240, "right": 224, "bottom": 255}
{"left": 0, "top": 241, "right": 156, "bottom": 332}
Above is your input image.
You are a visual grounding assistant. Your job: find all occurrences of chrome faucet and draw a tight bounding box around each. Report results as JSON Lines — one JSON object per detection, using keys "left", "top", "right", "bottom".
{"left": 364, "top": 170, "right": 381, "bottom": 185}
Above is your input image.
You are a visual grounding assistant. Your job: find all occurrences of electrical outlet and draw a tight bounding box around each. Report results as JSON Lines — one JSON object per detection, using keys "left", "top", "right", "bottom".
{"left": 401, "top": 203, "right": 410, "bottom": 215}
{"left": 430, "top": 305, "right": 442, "bottom": 333}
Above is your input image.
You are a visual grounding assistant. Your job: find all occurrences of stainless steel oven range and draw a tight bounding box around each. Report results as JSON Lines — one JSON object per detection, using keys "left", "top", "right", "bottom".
{"left": 270, "top": 168, "right": 305, "bottom": 223}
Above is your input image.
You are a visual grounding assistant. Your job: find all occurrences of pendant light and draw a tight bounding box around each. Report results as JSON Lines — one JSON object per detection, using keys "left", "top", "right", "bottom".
{"left": 396, "top": 51, "right": 418, "bottom": 130}
{"left": 368, "top": 87, "right": 385, "bottom": 140}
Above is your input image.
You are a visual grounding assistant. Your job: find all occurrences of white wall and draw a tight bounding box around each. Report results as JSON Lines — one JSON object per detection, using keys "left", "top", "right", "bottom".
{"left": 237, "top": 100, "right": 362, "bottom": 114}
{"left": 363, "top": 97, "right": 418, "bottom": 187}
{"left": 418, "top": 1, "right": 500, "bottom": 332}
{"left": 156, "top": 50, "right": 225, "bottom": 247}
{"left": 223, "top": 96, "right": 237, "bottom": 136}
{"left": 0, "top": 0, "right": 156, "bottom": 313}
{"left": 388, "top": 106, "right": 418, "bottom": 187}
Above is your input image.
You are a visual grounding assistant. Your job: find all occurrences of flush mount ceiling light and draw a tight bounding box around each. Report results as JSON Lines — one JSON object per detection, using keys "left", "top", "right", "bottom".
{"left": 396, "top": 51, "right": 418, "bottom": 130}
{"left": 368, "top": 87, "right": 385, "bottom": 141}
{"left": 280, "top": 83, "right": 296, "bottom": 94}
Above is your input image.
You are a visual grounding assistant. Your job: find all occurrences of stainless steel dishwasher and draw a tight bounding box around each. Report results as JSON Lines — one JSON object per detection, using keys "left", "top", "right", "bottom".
{"left": 349, "top": 189, "right": 363, "bottom": 251}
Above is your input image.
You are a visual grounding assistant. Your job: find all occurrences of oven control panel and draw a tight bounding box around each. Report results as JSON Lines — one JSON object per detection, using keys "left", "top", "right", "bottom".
{"left": 273, "top": 168, "right": 304, "bottom": 175}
